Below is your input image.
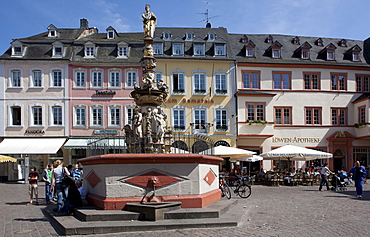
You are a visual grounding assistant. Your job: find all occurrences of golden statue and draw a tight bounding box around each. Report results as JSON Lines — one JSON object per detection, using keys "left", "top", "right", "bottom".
{"left": 142, "top": 4, "right": 156, "bottom": 38}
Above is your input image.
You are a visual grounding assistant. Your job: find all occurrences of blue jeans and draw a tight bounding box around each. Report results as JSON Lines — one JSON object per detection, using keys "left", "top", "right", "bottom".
{"left": 319, "top": 174, "right": 329, "bottom": 191}
{"left": 354, "top": 179, "right": 363, "bottom": 196}
{"left": 45, "top": 182, "right": 52, "bottom": 203}
{"left": 55, "top": 183, "right": 69, "bottom": 215}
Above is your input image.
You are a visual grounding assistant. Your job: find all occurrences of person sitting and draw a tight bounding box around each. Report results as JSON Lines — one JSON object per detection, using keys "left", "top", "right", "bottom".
{"left": 75, "top": 179, "right": 88, "bottom": 206}
{"left": 64, "top": 177, "right": 83, "bottom": 214}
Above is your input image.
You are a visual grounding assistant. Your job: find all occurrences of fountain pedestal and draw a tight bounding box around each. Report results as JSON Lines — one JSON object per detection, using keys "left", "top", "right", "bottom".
{"left": 125, "top": 202, "right": 182, "bottom": 221}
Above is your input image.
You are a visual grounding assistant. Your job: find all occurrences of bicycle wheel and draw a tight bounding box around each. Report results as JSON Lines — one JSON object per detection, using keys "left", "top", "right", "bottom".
{"left": 224, "top": 183, "right": 231, "bottom": 199}
{"left": 237, "top": 185, "right": 251, "bottom": 198}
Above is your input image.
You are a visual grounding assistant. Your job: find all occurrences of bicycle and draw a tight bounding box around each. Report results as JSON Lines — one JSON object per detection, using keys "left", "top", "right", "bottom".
{"left": 219, "top": 177, "right": 231, "bottom": 199}
{"left": 228, "top": 175, "right": 252, "bottom": 198}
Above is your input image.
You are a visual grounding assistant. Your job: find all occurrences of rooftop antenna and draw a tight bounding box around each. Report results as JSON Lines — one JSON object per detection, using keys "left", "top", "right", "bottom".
{"left": 198, "top": 1, "right": 218, "bottom": 28}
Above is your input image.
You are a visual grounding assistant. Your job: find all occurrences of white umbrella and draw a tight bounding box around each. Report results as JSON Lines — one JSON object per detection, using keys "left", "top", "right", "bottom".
{"left": 200, "top": 145, "right": 255, "bottom": 158}
{"left": 260, "top": 144, "right": 332, "bottom": 169}
{"left": 170, "top": 147, "right": 190, "bottom": 154}
{"left": 236, "top": 155, "right": 263, "bottom": 177}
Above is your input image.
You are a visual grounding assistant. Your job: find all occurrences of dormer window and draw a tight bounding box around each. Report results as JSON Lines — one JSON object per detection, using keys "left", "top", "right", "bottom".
{"left": 214, "top": 40, "right": 226, "bottom": 56}
{"left": 241, "top": 35, "right": 248, "bottom": 43}
{"left": 245, "top": 40, "right": 256, "bottom": 57}
{"left": 153, "top": 42, "right": 163, "bottom": 55}
{"left": 106, "top": 26, "right": 117, "bottom": 39}
{"left": 11, "top": 41, "right": 24, "bottom": 57}
{"left": 47, "top": 24, "right": 58, "bottom": 38}
{"left": 319, "top": 43, "right": 337, "bottom": 61}
{"left": 294, "top": 41, "right": 312, "bottom": 60}
{"left": 272, "top": 49, "right": 280, "bottom": 58}
{"left": 185, "top": 32, "right": 194, "bottom": 41}
{"left": 193, "top": 39, "right": 205, "bottom": 56}
{"left": 266, "top": 35, "right": 273, "bottom": 43}
{"left": 84, "top": 41, "right": 96, "bottom": 58}
{"left": 345, "top": 45, "right": 362, "bottom": 62}
{"left": 268, "top": 41, "right": 282, "bottom": 59}
{"left": 339, "top": 39, "right": 347, "bottom": 47}
{"left": 327, "top": 51, "right": 334, "bottom": 60}
{"left": 162, "top": 31, "right": 171, "bottom": 41}
{"left": 292, "top": 36, "right": 300, "bottom": 45}
{"left": 316, "top": 38, "right": 323, "bottom": 46}
{"left": 52, "top": 41, "right": 64, "bottom": 58}
{"left": 172, "top": 39, "right": 184, "bottom": 56}
{"left": 117, "top": 41, "right": 129, "bottom": 58}
{"left": 208, "top": 32, "right": 216, "bottom": 41}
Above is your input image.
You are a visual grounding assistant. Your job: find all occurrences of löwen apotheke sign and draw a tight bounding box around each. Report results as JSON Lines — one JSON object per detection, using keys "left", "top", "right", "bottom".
{"left": 272, "top": 137, "right": 321, "bottom": 143}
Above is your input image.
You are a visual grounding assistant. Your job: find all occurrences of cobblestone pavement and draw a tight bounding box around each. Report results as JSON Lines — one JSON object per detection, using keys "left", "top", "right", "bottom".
{"left": 1, "top": 182, "right": 369, "bottom": 237}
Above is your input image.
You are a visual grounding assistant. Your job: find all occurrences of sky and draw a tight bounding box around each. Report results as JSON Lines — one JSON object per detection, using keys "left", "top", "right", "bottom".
{"left": 1, "top": 0, "right": 370, "bottom": 53}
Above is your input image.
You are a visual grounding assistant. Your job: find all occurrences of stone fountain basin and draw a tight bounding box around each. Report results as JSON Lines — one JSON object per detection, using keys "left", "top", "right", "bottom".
{"left": 124, "top": 202, "right": 182, "bottom": 221}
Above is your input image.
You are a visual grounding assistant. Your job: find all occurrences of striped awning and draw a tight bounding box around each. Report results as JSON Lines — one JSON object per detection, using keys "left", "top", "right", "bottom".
{"left": 0, "top": 155, "right": 17, "bottom": 163}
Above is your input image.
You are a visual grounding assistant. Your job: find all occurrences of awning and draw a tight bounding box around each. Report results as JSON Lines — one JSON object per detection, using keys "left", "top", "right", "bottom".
{"left": 0, "top": 155, "right": 17, "bottom": 163}
{"left": 0, "top": 138, "right": 66, "bottom": 154}
{"left": 64, "top": 139, "right": 89, "bottom": 149}
{"left": 64, "top": 138, "right": 127, "bottom": 149}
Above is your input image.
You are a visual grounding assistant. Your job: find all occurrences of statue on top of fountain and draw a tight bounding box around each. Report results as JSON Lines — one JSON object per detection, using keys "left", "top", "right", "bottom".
{"left": 142, "top": 4, "right": 156, "bottom": 39}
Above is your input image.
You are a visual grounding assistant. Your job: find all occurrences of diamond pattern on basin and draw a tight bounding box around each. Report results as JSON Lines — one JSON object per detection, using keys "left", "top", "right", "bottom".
{"left": 86, "top": 170, "right": 101, "bottom": 188}
{"left": 203, "top": 169, "right": 216, "bottom": 185}
{"left": 124, "top": 170, "right": 182, "bottom": 189}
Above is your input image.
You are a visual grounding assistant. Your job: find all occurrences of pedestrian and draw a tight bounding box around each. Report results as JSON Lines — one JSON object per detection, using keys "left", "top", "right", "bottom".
{"left": 50, "top": 160, "right": 71, "bottom": 216}
{"left": 42, "top": 163, "right": 54, "bottom": 204}
{"left": 70, "top": 164, "right": 82, "bottom": 180}
{"left": 348, "top": 161, "right": 367, "bottom": 198}
{"left": 319, "top": 163, "right": 333, "bottom": 191}
{"left": 75, "top": 179, "right": 88, "bottom": 206}
{"left": 27, "top": 166, "right": 39, "bottom": 205}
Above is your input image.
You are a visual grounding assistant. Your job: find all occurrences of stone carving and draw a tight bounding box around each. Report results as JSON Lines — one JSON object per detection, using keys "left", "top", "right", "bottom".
{"left": 142, "top": 4, "right": 156, "bottom": 38}
{"left": 132, "top": 107, "right": 143, "bottom": 140}
{"left": 154, "top": 107, "right": 167, "bottom": 143}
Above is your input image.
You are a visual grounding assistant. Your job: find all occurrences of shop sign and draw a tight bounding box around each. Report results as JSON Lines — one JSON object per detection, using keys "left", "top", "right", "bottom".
{"left": 25, "top": 129, "right": 45, "bottom": 134}
{"left": 95, "top": 90, "right": 116, "bottom": 95}
{"left": 272, "top": 137, "right": 321, "bottom": 143}
{"left": 93, "top": 129, "right": 118, "bottom": 135}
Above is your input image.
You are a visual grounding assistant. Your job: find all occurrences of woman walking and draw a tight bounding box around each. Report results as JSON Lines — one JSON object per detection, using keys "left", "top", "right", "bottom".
{"left": 50, "top": 160, "right": 70, "bottom": 215}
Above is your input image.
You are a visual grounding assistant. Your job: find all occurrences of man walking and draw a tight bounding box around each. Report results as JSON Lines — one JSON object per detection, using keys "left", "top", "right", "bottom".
{"left": 319, "top": 163, "right": 333, "bottom": 191}
{"left": 349, "top": 161, "right": 367, "bottom": 198}
{"left": 42, "top": 164, "right": 53, "bottom": 204}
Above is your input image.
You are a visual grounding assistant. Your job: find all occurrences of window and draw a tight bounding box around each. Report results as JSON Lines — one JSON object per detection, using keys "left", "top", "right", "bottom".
{"left": 31, "top": 70, "right": 42, "bottom": 87}
{"left": 316, "top": 38, "right": 323, "bottom": 46}
{"left": 331, "top": 108, "right": 347, "bottom": 125}
{"left": 162, "top": 31, "right": 171, "bottom": 41}
{"left": 75, "top": 106, "right": 86, "bottom": 126}
{"left": 118, "top": 46, "right": 128, "bottom": 57}
{"left": 275, "top": 107, "right": 291, "bottom": 125}
{"left": 155, "top": 72, "right": 162, "bottom": 85}
{"left": 10, "top": 70, "right": 21, "bottom": 87}
{"left": 74, "top": 69, "right": 86, "bottom": 88}
{"left": 91, "top": 106, "right": 103, "bottom": 126}
{"left": 185, "top": 32, "right": 193, "bottom": 41}
{"left": 172, "top": 72, "right": 185, "bottom": 93}
{"left": 32, "top": 106, "right": 43, "bottom": 126}
{"left": 84, "top": 42, "right": 95, "bottom": 57}
{"left": 272, "top": 49, "right": 280, "bottom": 58}
{"left": 193, "top": 72, "right": 206, "bottom": 93}
{"left": 52, "top": 42, "right": 63, "bottom": 58}
{"left": 109, "top": 106, "right": 121, "bottom": 126}
{"left": 214, "top": 43, "right": 226, "bottom": 56}
{"left": 327, "top": 51, "right": 334, "bottom": 60}
{"left": 13, "top": 47, "right": 22, "bottom": 56}
{"left": 353, "top": 52, "right": 360, "bottom": 61}
{"left": 243, "top": 71, "right": 260, "bottom": 89}
{"left": 153, "top": 43, "right": 163, "bottom": 55}
{"left": 173, "top": 107, "right": 185, "bottom": 130}
{"left": 273, "top": 72, "right": 291, "bottom": 89}
{"left": 10, "top": 106, "right": 21, "bottom": 126}
{"left": 126, "top": 105, "right": 135, "bottom": 126}
{"left": 52, "top": 106, "right": 63, "bottom": 125}
{"left": 11, "top": 41, "right": 23, "bottom": 57}
{"left": 301, "top": 50, "right": 309, "bottom": 59}
{"left": 108, "top": 31, "right": 114, "bottom": 39}
{"left": 194, "top": 108, "right": 207, "bottom": 129}
{"left": 359, "top": 106, "right": 366, "bottom": 124}
{"left": 194, "top": 43, "right": 205, "bottom": 56}
{"left": 356, "top": 75, "right": 370, "bottom": 92}
{"left": 109, "top": 69, "right": 121, "bottom": 88}
{"left": 173, "top": 43, "right": 184, "bottom": 55}
{"left": 331, "top": 73, "right": 347, "bottom": 90}
{"left": 246, "top": 48, "right": 254, "bottom": 57}
{"left": 91, "top": 69, "right": 103, "bottom": 88}
{"left": 246, "top": 103, "right": 265, "bottom": 121}
{"left": 303, "top": 72, "right": 320, "bottom": 90}
{"left": 125, "top": 69, "right": 137, "bottom": 88}
{"left": 208, "top": 32, "right": 216, "bottom": 41}
{"left": 215, "top": 109, "right": 228, "bottom": 130}
{"left": 52, "top": 69, "right": 62, "bottom": 87}
{"left": 215, "top": 73, "right": 227, "bottom": 94}
{"left": 305, "top": 107, "right": 322, "bottom": 125}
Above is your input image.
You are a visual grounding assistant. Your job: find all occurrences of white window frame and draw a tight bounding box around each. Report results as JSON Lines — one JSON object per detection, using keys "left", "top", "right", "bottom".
{"left": 172, "top": 106, "right": 186, "bottom": 131}
{"left": 8, "top": 104, "right": 23, "bottom": 127}
{"left": 8, "top": 67, "right": 22, "bottom": 88}
{"left": 74, "top": 105, "right": 87, "bottom": 127}
{"left": 50, "top": 104, "right": 64, "bottom": 126}
{"left": 162, "top": 31, "right": 171, "bottom": 41}
{"left": 108, "top": 105, "right": 121, "bottom": 127}
{"left": 214, "top": 71, "right": 228, "bottom": 95}
{"left": 125, "top": 104, "right": 136, "bottom": 126}
{"left": 192, "top": 69, "right": 207, "bottom": 95}
{"left": 125, "top": 68, "right": 138, "bottom": 88}
{"left": 193, "top": 106, "right": 208, "bottom": 131}
{"left": 214, "top": 107, "right": 229, "bottom": 132}
{"left": 29, "top": 104, "right": 44, "bottom": 127}
{"left": 327, "top": 51, "right": 335, "bottom": 60}
{"left": 171, "top": 69, "right": 186, "bottom": 95}
{"left": 108, "top": 68, "right": 121, "bottom": 88}
{"left": 153, "top": 43, "right": 163, "bottom": 55}
{"left": 246, "top": 48, "right": 254, "bottom": 57}
{"left": 214, "top": 43, "right": 226, "bottom": 56}
{"left": 90, "top": 68, "right": 103, "bottom": 88}
{"left": 84, "top": 42, "right": 96, "bottom": 58}
{"left": 107, "top": 30, "right": 115, "bottom": 39}
{"left": 74, "top": 68, "right": 86, "bottom": 88}
{"left": 155, "top": 70, "right": 163, "bottom": 85}
{"left": 52, "top": 41, "right": 64, "bottom": 58}
{"left": 30, "top": 68, "right": 43, "bottom": 88}
{"left": 185, "top": 32, "right": 194, "bottom": 41}
{"left": 50, "top": 67, "right": 63, "bottom": 87}
{"left": 172, "top": 43, "right": 184, "bottom": 56}
{"left": 90, "top": 105, "right": 103, "bottom": 127}
{"left": 208, "top": 32, "right": 216, "bottom": 41}
{"left": 194, "top": 43, "right": 205, "bottom": 56}
{"left": 11, "top": 41, "right": 24, "bottom": 57}
{"left": 301, "top": 49, "right": 310, "bottom": 59}
{"left": 272, "top": 49, "right": 280, "bottom": 58}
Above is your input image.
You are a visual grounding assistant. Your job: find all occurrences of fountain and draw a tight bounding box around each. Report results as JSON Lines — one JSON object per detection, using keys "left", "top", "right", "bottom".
{"left": 78, "top": 5, "right": 223, "bottom": 220}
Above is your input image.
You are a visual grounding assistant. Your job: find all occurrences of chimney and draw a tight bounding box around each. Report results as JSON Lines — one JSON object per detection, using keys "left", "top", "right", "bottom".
{"left": 80, "top": 19, "right": 89, "bottom": 29}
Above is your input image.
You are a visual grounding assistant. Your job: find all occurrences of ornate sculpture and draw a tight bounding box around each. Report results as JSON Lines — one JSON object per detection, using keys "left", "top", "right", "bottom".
{"left": 132, "top": 106, "right": 143, "bottom": 140}
{"left": 142, "top": 4, "right": 156, "bottom": 38}
{"left": 154, "top": 107, "right": 167, "bottom": 143}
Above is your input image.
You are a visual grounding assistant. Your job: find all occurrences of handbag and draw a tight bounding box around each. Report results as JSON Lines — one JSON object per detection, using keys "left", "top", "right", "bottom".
{"left": 62, "top": 167, "right": 73, "bottom": 185}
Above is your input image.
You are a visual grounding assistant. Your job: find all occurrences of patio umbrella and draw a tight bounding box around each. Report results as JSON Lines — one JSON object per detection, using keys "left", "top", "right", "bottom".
{"left": 260, "top": 144, "right": 332, "bottom": 170}
{"left": 236, "top": 155, "right": 263, "bottom": 176}
{"left": 0, "top": 155, "right": 17, "bottom": 163}
{"left": 200, "top": 145, "right": 255, "bottom": 159}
